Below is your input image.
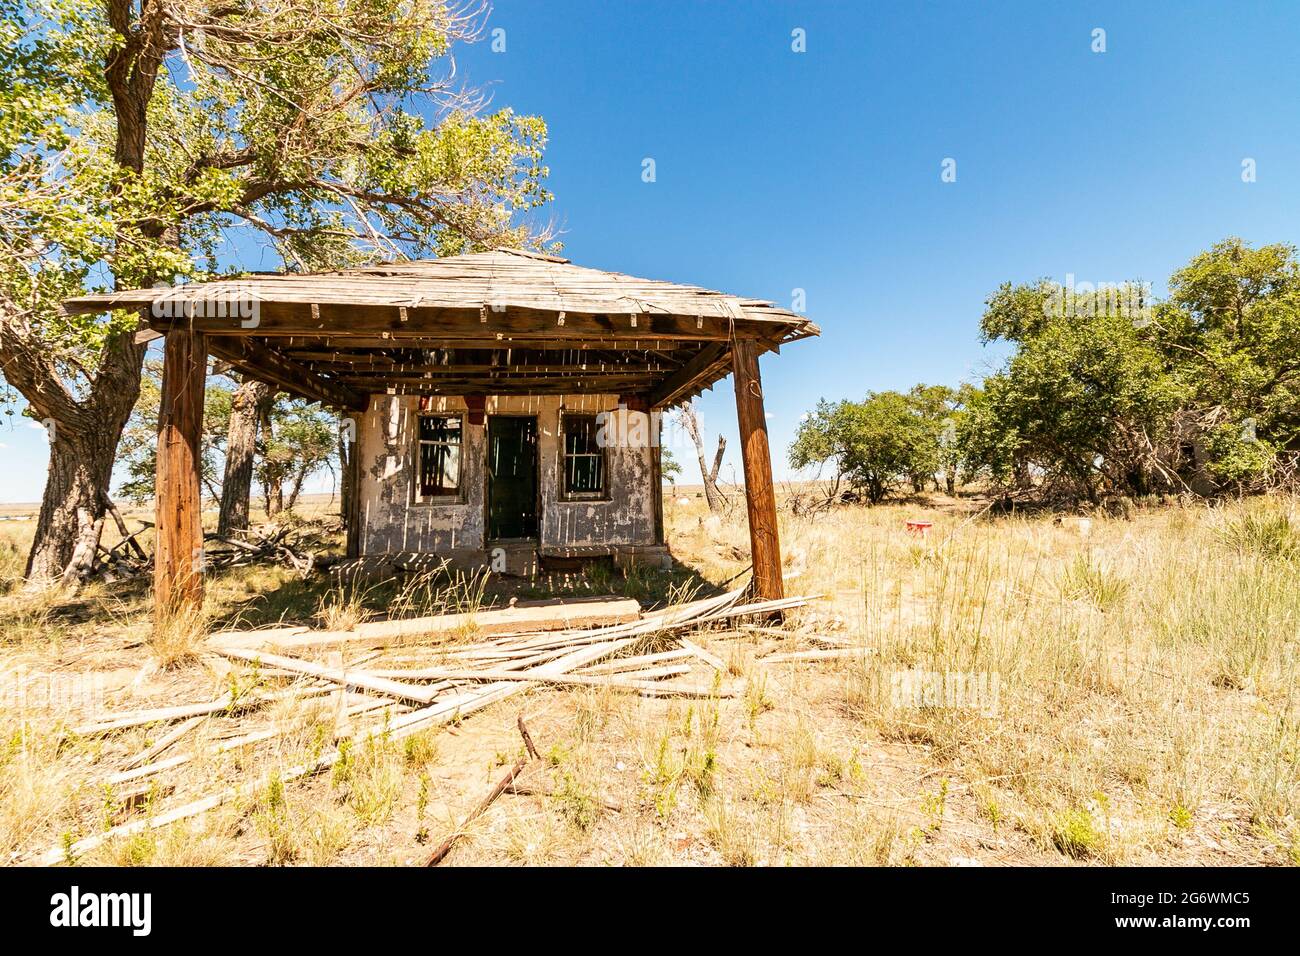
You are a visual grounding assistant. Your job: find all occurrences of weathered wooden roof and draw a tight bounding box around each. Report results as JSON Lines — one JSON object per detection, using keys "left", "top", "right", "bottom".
{"left": 63, "top": 249, "right": 818, "bottom": 410}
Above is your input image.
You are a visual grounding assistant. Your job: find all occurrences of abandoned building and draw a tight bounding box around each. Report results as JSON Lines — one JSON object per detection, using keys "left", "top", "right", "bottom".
{"left": 64, "top": 249, "right": 819, "bottom": 613}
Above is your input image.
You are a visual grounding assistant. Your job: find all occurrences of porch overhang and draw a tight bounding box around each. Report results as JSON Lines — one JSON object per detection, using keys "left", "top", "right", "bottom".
{"left": 64, "top": 249, "right": 818, "bottom": 412}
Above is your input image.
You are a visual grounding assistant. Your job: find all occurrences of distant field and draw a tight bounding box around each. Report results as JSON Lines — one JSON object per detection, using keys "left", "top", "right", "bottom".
{"left": 0, "top": 492, "right": 343, "bottom": 520}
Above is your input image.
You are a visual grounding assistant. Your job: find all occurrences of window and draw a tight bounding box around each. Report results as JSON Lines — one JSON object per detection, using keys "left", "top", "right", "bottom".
{"left": 562, "top": 414, "right": 606, "bottom": 498}
{"left": 417, "top": 415, "right": 462, "bottom": 499}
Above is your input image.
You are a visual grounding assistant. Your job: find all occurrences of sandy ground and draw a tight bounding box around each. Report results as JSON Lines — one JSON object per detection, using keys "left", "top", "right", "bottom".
{"left": 2, "top": 489, "right": 1298, "bottom": 866}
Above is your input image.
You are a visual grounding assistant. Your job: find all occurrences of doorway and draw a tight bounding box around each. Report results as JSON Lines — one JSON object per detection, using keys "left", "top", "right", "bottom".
{"left": 487, "top": 416, "right": 539, "bottom": 540}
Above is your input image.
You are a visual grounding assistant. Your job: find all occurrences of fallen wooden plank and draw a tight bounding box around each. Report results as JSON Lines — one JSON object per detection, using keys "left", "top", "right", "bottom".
{"left": 49, "top": 748, "right": 335, "bottom": 864}
{"left": 360, "top": 664, "right": 725, "bottom": 697}
{"left": 106, "top": 693, "right": 399, "bottom": 787}
{"left": 356, "top": 596, "right": 641, "bottom": 643}
{"left": 678, "top": 637, "right": 727, "bottom": 671}
{"left": 202, "top": 625, "right": 311, "bottom": 649}
{"left": 486, "top": 590, "right": 742, "bottom": 654}
{"left": 57, "top": 591, "right": 811, "bottom": 863}
{"left": 578, "top": 648, "right": 695, "bottom": 675}
{"left": 122, "top": 716, "right": 204, "bottom": 770}
{"left": 208, "top": 596, "right": 643, "bottom": 651}
{"left": 106, "top": 727, "right": 284, "bottom": 786}
{"left": 41, "top": 636, "right": 638, "bottom": 865}
{"left": 366, "top": 644, "right": 572, "bottom": 680}
{"left": 610, "top": 664, "right": 692, "bottom": 682}
{"left": 45, "top": 595, "right": 781, "bottom": 864}
{"left": 212, "top": 647, "right": 440, "bottom": 703}
{"left": 379, "top": 637, "right": 641, "bottom": 737}
{"left": 73, "top": 685, "right": 327, "bottom": 736}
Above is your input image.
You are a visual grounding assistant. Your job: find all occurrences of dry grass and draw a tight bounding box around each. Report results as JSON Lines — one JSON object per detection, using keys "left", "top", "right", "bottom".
{"left": 2, "top": 493, "right": 1299, "bottom": 866}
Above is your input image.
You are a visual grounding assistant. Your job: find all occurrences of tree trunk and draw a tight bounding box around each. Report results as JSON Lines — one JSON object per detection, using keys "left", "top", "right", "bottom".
{"left": 679, "top": 402, "right": 727, "bottom": 512}
{"left": 264, "top": 484, "right": 284, "bottom": 518}
{"left": 1014, "top": 456, "right": 1033, "bottom": 491}
{"left": 700, "top": 436, "right": 727, "bottom": 512}
{"left": 285, "top": 468, "right": 307, "bottom": 512}
{"left": 21, "top": 330, "right": 146, "bottom": 587}
{"left": 256, "top": 393, "right": 284, "bottom": 517}
{"left": 217, "top": 378, "right": 272, "bottom": 535}
{"left": 26, "top": 431, "right": 111, "bottom": 584}
{"left": 22, "top": 0, "right": 164, "bottom": 583}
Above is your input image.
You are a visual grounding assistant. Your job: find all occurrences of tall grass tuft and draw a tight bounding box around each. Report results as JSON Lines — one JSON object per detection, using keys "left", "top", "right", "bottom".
{"left": 1060, "top": 552, "right": 1129, "bottom": 611}
{"left": 1215, "top": 506, "right": 1298, "bottom": 561}
{"left": 316, "top": 581, "right": 372, "bottom": 632}
{"left": 150, "top": 603, "right": 207, "bottom": 668}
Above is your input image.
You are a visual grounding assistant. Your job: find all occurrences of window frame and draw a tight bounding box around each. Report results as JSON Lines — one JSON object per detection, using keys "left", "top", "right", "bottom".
{"left": 558, "top": 411, "right": 609, "bottom": 502}
{"left": 413, "top": 413, "right": 465, "bottom": 503}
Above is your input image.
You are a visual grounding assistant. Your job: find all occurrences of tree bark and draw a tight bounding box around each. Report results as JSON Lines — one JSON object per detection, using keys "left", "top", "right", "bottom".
{"left": 16, "top": 328, "right": 147, "bottom": 586}
{"left": 255, "top": 392, "right": 284, "bottom": 517}
{"left": 217, "top": 378, "right": 272, "bottom": 535}
{"left": 286, "top": 467, "right": 307, "bottom": 512}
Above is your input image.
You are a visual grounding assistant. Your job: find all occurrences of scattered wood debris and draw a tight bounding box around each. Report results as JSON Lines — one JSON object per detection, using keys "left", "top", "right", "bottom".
{"left": 74, "top": 516, "right": 339, "bottom": 585}
{"left": 39, "top": 587, "right": 818, "bottom": 866}
{"left": 210, "top": 595, "right": 643, "bottom": 651}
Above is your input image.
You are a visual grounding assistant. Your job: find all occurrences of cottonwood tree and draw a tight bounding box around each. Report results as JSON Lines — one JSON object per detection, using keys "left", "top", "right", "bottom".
{"left": 960, "top": 281, "right": 1178, "bottom": 502}
{"left": 959, "top": 244, "right": 1300, "bottom": 501}
{"left": 255, "top": 398, "right": 335, "bottom": 517}
{"left": 790, "top": 393, "right": 928, "bottom": 504}
{"left": 1161, "top": 238, "right": 1300, "bottom": 487}
{"left": 1, "top": 0, "right": 551, "bottom": 586}
{"left": 904, "top": 383, "right": 973, "bottom": 494}
{"left": 121, "top": 378, "right": 337, "bottom": 524}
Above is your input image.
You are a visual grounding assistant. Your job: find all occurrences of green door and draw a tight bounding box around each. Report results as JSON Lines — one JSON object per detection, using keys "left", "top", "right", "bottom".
{"left": 487, "top": 416, "right": 539, "bottom": 540}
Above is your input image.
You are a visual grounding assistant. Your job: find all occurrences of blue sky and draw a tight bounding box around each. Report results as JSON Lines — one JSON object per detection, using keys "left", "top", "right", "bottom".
{"left": 3, "top": 1, "right": 1298, "bottom": 501}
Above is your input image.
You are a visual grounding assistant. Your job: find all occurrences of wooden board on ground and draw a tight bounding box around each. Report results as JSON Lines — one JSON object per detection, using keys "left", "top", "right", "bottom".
{"left": 208, "top": 595, "right": 643, "bottom": 651}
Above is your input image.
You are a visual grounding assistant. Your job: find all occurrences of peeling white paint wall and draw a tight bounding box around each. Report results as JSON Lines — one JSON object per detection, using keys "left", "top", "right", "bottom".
{"left": 355, "top": 394, "right": 658, "bottom": 556}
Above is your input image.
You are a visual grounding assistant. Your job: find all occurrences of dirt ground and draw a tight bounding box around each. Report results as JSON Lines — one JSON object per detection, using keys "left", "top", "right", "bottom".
{"left": 2, "top": 488, "right": 1298, "bottom": 866}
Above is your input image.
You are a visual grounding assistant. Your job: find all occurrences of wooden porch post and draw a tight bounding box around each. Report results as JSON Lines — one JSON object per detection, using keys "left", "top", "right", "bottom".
{"left": 155, "top": 328, "right": 207, "bottom": 618}
{"left": 731, "top": 339, "right": 783, "bottom": 601}
{"left": 344, "top": 419, "right": 362, "bottom": 560}
{"left": 650, "top": 410, "right": 665, "bottom": 546}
